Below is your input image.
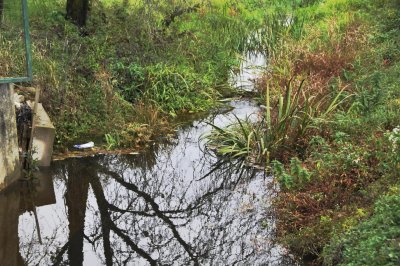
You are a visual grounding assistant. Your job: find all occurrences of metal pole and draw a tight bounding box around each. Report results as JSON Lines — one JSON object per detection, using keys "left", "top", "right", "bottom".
{"left": 21, "top": 0, "right": 32, "bottom": 81}
{"left": 0, "top": 0, "right": 32, "bottom": 84}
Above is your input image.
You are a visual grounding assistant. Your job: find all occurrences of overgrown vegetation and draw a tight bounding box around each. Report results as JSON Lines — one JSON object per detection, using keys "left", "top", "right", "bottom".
{"left": 323, "top": 189, "right": 400, "bottom": 266}
{"left": 206, "top": 0, "right": 400, "bottom": 264}
{"left": 206, "top": 78, "right": 347, "bottom": 165}
{"left": 2, "top": 0, "right": 399, "bottom": 264}
{"left": 273, "top": 1, "right": 400, "bottom": 263}
{"left": 1, "top": 0, "right": 272, "bottom": 150}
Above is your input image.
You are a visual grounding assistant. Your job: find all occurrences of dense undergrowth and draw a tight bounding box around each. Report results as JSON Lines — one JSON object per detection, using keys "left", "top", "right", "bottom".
{"left": 1, "top": 0, "right": 274, "bottom": 149}
{"left": 207, "top": 0, "right": 400, "bottom": 264}
{"left": 274, "top": 1, "right": 400, "bottom": 264}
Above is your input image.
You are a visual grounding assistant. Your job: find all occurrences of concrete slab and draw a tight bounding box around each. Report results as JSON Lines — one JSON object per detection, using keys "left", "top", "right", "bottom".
{"left": 27, "top": 101, "right": 55, "bottom": 167}
{"left": 0, "top": 83, "right": 21, "bottom": 189}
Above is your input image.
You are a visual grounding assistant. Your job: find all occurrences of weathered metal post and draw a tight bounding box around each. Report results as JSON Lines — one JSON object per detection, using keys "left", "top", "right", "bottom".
{"left": 0, "top": 83, "right": 21, "bottom": 189}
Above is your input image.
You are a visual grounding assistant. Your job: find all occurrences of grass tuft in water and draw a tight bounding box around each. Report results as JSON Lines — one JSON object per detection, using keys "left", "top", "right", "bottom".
{"left": 206, "top": 77, "right": 348, "bottom": 166}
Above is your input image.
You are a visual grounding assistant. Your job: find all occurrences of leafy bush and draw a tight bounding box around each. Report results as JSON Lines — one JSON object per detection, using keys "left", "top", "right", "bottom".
{"left": 143, "top": 64, "right": 216, "bottom": 115}
{"left": 324, "top": 191, "right": 400, "bottom": 266}
{"left": 272, "top": 158, "right": 311, "bottom": 189}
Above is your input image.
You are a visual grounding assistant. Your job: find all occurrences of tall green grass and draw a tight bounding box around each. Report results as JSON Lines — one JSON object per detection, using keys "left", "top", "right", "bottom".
{"left": 0, "top": 0, "right": 27, "bottom": 77}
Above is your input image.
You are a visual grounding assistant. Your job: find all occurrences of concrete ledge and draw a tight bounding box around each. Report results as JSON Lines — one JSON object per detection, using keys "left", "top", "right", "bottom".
{"left": 27, "top": 101, "right": 55, "bottom": 167}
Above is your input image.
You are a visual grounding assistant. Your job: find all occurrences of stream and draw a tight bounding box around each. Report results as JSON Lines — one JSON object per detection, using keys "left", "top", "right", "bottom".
{"left": 1, "top": 53, "right": 294, "bottom": 265}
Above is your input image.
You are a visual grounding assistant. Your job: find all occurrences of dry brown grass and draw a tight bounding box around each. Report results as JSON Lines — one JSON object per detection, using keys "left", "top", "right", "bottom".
{"left": 118, "top": 102, "right": 171, "bottom": 147}
{"left": 294, "top": 22, "right": 366, "bottom": 94}
{"left": 257, "top": 21, "right": 367, "bottom": 99}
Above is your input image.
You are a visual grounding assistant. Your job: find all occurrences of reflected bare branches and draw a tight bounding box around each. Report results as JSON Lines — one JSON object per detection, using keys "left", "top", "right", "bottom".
{"left": 44, "top": 151, "right": 286, "bottom": 265}
{"left": 16, "top": 101, "right": 293, "bottom": 265}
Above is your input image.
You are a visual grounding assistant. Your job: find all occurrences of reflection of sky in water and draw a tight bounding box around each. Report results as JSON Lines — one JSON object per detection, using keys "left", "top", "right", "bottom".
{"left": 229, "top": 53, "right": 267, "bottom": 91}
{"left": 18, "top": 101, "right": 293, "bottom": 265}
{"left": 16, "top": 50, "right": 294, "bottom": 265}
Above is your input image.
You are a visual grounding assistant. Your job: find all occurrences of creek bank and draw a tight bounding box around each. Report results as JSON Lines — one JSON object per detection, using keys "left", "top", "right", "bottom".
{"left": 51, "top": 48, "right": 268, "bottom": 161}
{"left": 16, "top": 98, "right": 294, "bottom": 265}
{"left": 11, "top": 0, "right": 272, "bottom": 149}
{"left": 50, "top": 96, "right": 251, "bottom": 160}
{"left": 14, "top": 48, "right": 295, "bottom": 264}
{"left": 262, "top": 1, "right": 400, "bottom": 264}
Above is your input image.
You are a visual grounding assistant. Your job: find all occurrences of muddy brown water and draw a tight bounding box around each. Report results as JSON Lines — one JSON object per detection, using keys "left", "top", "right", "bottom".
{"left": 1, "top": 53, "right": 296, "bottom": 265}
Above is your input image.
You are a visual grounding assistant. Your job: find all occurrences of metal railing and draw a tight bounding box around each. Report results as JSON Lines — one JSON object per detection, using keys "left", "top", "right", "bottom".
{"left": 0, "top": 0, "right": 32, "bottom": 84}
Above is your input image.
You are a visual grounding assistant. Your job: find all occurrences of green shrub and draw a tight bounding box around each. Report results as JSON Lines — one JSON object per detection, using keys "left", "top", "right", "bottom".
{"left": 205, "top": 114, "right": 266, "bottom": 165}
{"left": 324, "top": 191, "right": 400, "bottom": 266}
{"left": 272, "top": 157, "right": 311, "bottom": 189}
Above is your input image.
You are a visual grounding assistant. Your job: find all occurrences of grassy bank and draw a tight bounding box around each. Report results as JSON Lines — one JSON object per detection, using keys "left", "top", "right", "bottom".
{"left": 206, "top": 0, "right": 400, "bottom": 264}
{"left": 271, "top": 1, "right": 400, "bottom": 264}
{"left": 2, "top": 0, "right": 271, "bottom": 150}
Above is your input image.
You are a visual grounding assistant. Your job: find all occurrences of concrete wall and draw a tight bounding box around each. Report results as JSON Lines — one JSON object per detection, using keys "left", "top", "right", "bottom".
{"left": 0, "top": 83, "right": 20, "bottom": 189}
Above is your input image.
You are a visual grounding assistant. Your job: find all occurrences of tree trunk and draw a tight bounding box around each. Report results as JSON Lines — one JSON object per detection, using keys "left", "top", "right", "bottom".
{"left": 66, "top": 0, "right": 89, "bottom": 27}
{"left": 0, "top": 0, "right": 4, "bottom": 23}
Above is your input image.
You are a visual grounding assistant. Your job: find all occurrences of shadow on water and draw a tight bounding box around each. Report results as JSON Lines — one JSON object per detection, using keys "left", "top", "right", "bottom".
{"left": 0, "top": 182, "right": 23, "bottom": 265}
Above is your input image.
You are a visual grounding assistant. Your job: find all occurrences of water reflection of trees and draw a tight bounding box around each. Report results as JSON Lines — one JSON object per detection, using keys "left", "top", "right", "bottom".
{"left": 43, "top": 152, "right": 288, "bottom": 265}
{"left": 17, "top": 102, "right": 291, "bottom": 265}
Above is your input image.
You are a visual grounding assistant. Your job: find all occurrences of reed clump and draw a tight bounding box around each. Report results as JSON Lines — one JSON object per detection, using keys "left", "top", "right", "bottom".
{"left": 206, "top": 77, "right": 347, "bottom": 166}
